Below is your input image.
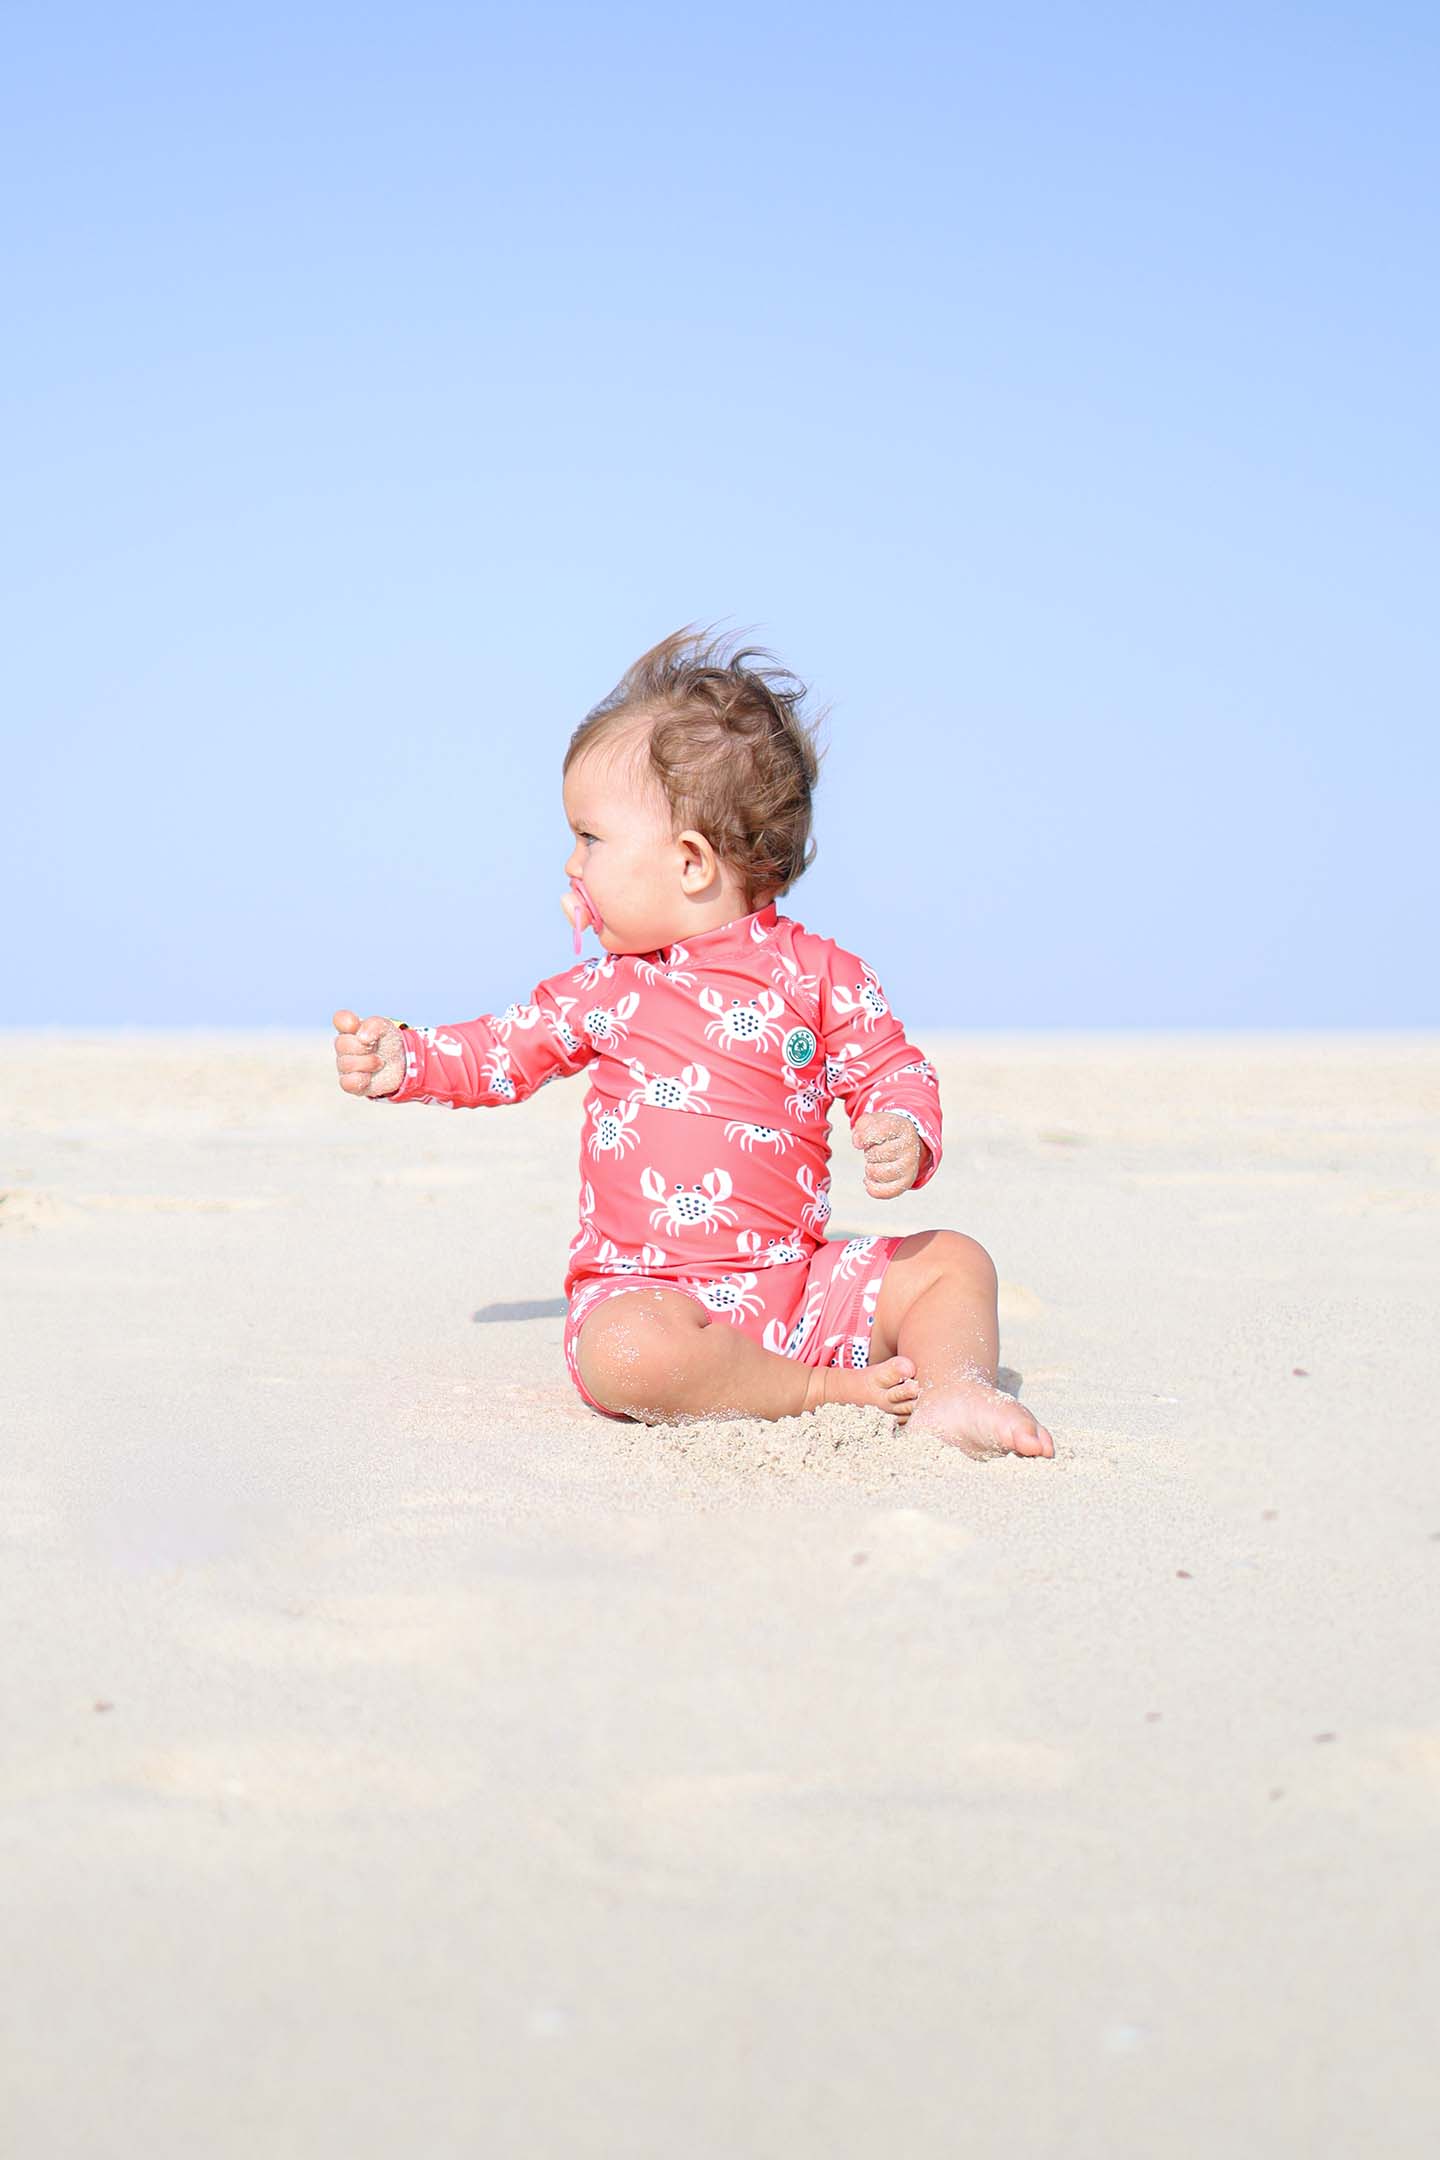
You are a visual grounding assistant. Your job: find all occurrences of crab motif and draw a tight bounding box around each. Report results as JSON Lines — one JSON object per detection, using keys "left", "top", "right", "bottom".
{"left": 831, "top": 1234, "right": 880, "bottom": 1282}
{"left": 829, "top": 967, "right": 889, "bottom": 1031}
{"left": 483, "top": 1045, "right": 516, "bottom": 1099}
{"left": 783, "top": 1073, "right": 828, "bottom": 1122}
{"left": 684, "top": 1272, "right": 766, "bottom": 1321}
{"left": 794, "top": 1163, "right": 832, "bottom": 1233}
{"left": 893, "top": 1058, "right": 937, "bottom": 1084}
{"left": 824, "top": 1044, "right": 869, "bottom": 1094}
{"left": 762, "top": 1231, "right": 809, "bottom": 1267}
{"left": 823, "top": 1330, "right": 871, "bottom": 1369}
{"left": 492, "top": 1002, "right": 543, "bottom": 1040}
{"left": 698, "top": 987, "right": 787, "bottom": 1054}
{"left": 594, "top": 1238, "right": 668, "bottom": 1273}
{"left": 569, "top": 1181, "right": 599, "bottom": 1260}
{"left": 586, "top": 1097, "right": 642, "bottom": 1160}
{"left": 545, "top": 995, "right": 585, "bottom": 1058}
{"left": 631, "top": 945, "right": 696, "bottom": 990}
{"left": 582, "top": 991, "right": 640, "bottom": 1048}
{"left": 762, "top": 1279, "right": 826, "bottom": 1359}
{"left": 571, "top": 953, "right": 617, "bottom": 988}
{"left": 723, "top": 1120, "right": 793, "bottom": 1153}
{"left": 640, "top": 1166, "right": 738, "bottom": 1237}
{"left": 624, "top": 1060, "right": 712, "bottom": 1113}
{"left": 823, "top": 1274, "right": 885, "bottom": 1367}
{"left": 767, "top": 947, "right": 820, "bottom": 1007}
{"left": 416, "top": 1025, "right": 465, "bottom": 1057}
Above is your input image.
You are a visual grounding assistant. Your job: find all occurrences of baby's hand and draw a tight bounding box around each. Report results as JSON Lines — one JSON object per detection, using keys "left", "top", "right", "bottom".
{"left": 852, "top": 1112, "right": 924, "bottom": 1199}
{"left": 333, "top": 1009, "right": 406, "bottom": 1098}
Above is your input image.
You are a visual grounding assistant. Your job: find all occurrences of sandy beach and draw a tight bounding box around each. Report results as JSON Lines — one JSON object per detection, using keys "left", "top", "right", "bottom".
{"left": 3, "top": 1028, "right": 1437, "bottom": 2157}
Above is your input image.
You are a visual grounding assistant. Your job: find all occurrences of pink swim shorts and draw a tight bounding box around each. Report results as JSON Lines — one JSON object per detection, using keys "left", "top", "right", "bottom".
{"left": 563, "top": 1233, "right": 906, "bottom": 1417}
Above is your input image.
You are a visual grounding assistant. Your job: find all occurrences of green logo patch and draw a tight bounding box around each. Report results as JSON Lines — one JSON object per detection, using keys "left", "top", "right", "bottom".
{"left": 782, "top": 1025, "right": 817, "bottom": 1068}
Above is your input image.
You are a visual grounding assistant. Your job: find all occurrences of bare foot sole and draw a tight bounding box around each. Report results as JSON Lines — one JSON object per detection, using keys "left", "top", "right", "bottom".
{"left": 806, "top": 1355, "right": 919, "bottom": 1422}
{"left": 909, "top": 1376, "right": 1055, "bottom": 1460}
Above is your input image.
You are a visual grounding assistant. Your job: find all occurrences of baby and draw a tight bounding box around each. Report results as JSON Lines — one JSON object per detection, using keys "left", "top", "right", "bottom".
{"left": 334, "top": 628, "right": 1053, "bottom": 1461}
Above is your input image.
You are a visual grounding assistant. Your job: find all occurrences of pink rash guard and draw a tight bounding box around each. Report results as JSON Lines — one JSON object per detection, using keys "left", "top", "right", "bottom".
{"left": 376, "top": 902, "right": 943, "bottom": 1412}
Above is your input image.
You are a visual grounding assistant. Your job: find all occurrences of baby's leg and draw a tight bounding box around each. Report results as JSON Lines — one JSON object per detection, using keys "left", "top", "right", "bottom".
{"left": 869, "top": 1231, "right": 1055, "bottom": 1460}
{"left": 576, "top": 1288, "right": 919, "bottom": 1425}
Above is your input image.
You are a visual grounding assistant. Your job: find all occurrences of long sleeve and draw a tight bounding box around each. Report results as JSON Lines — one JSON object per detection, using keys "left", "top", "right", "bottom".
{"left": 810, "top": 940, "right": 943, "bottom": 1189}
{"left": 376, "top": 964, "right": 597, "bottom": 1109}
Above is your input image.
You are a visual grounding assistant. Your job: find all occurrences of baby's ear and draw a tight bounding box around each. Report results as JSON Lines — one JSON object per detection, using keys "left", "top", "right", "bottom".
{"left": 676, "top": 827, "right": 720, "bottom": 895}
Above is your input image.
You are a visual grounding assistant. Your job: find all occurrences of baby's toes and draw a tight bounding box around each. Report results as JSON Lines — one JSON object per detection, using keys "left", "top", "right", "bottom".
{"left": 870, "top": 1356, "right": 915, "bottom": 1394}
{"left": 1007, "top": 1406, "right": 1054, "bottom": 1457}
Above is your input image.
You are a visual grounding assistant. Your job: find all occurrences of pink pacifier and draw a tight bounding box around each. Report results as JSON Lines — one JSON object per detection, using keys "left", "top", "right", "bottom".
{"left": 568, "top": 876, "right": 602, "bottom": 955}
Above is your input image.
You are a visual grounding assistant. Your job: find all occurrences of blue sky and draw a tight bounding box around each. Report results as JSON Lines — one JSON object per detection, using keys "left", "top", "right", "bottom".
{"left": 4, "top": 2, "right": 1436, "bottom": 1027}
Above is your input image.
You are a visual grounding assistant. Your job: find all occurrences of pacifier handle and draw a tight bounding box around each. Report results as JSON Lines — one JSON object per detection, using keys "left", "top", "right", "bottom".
{"left": 569, "top": 876, "right": 600, "bottom": 955}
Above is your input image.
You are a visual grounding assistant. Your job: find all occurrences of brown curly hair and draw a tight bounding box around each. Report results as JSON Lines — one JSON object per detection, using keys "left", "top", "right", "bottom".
{"left": 564, "top": 623, "right": 826, "bottom": 910}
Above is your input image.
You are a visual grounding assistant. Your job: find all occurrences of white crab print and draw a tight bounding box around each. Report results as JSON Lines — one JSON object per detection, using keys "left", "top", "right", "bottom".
{"left": 823, "top": 1329, "right": 871, "bottom": 1369}
{"left": 698, "top": 987, "right": 787, "bottom": 1053}
{"left": 594, "top": 1238, "right": 668, "bottom": 1273}
{"left": 762, "top": 1231, "right": 809, "bottom": 1266}
{"left": 762, "top": 1278, "right": 826, "bottom": 1359}
{"left": 795, "top": 1162, "right": 832, "bottom": 1233}
{"left": 569, "top": 1180, "right": 599, "bottom": 1261}
{"left": 624, "top": 1059, "right": 712, "bottom": 1113}
{"left": 416, "top": 1025, "right": 465, "bottom": 1057}
{"left": 492, "top": 1002, "right": 543, "bottom": 1040}
{"left": 586, "top": 1097, "right": 642, "bottom": 1160}
{"left": 484, "top": 1045, "right": 516, "bottom": 1099}
{"left": 821, "top": 1278, "right": 886, "bottom": 1369}
{"left": 582, "top": 991, "right": 640, "bottom": 1048}
{"left": 640, "top": 1166, "right": 738, "bottom": 1237}
{"left": 767, "top": 947, "right": 820, "bottom": 1006}
{"left": 832, "top": 1235, "right": 880, "bottom": 1282}
{"left": 782, "top": 1073, "right": 828, "bottom": 1122}
{"left": 571, "top": 953, "right": 617, "bottom": 988}
{"left": 723, "top": 1120, "right": 794, "bottom": 1154}
{"left": 828, "top": 967, "right": 889, "bottom": 1031}
{"left": 545, "top": 994, "right": 585, "bottom": 1057}
{"left": 684, "top": 1272, "right": 766, "bottom": 1321}
{"left": 824, "top": 1043, "right": 869, "bottom": 1094}
{"left": 631, "top": 945, "right": 696, "bottom": 990}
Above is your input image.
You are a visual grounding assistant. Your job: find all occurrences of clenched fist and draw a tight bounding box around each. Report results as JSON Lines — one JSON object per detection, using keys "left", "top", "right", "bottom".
{"left": 852, "top": 1111, "right": 925, "bottom": 1199}
{"left": 333, "top": 1009, "right": 407, "bottom": 1098}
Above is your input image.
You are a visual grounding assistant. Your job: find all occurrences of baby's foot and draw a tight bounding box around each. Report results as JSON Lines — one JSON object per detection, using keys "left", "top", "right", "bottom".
{"left": 909, "top": 1375, "right": 1054, "bottom": 1460}
{"left": 806, "top": 1355, "right": 919, "bottom": 1422}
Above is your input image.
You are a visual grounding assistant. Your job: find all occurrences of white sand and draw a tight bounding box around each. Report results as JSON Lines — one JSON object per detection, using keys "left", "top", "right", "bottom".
{"left": 2, "top": 1029, "right": 1438, "bottom": 2156}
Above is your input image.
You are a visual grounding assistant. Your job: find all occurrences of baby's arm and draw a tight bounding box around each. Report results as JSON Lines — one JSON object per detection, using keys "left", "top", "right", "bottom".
{"left": 806, "top": 938, "right": 943, "bottom": 1199}
{"left": 332, "top": 968, "right": 596, "bottom": 1109}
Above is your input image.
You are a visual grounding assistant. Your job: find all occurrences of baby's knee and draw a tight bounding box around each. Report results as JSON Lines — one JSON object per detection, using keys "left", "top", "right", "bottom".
{"left": 575, "top": 1293, "right": 701, "bottom": 1415}
{"left": 923, "top": 1227, "right": 998, "bottom": 1293}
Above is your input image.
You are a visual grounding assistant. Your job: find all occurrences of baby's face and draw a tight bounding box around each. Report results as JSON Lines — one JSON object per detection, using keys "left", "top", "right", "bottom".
{"left": 562, "top": 744, "right": 692, "bottom": 954}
